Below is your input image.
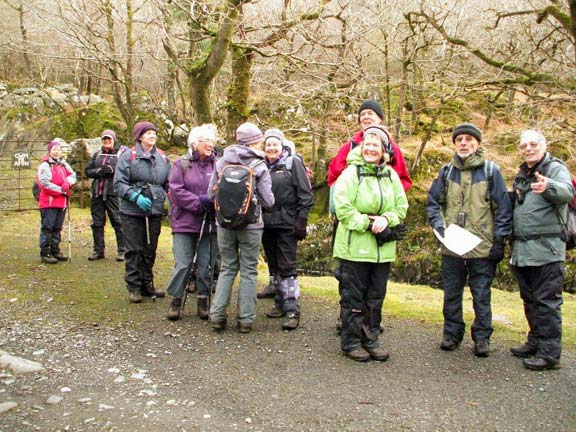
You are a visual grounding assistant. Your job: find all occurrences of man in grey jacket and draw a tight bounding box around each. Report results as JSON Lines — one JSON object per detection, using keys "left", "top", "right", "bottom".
{"left": 510, "top": 129, "right": 575, "bottom": 371}
{"left": 208, "top": 122, "right": 275, "bottom": 333}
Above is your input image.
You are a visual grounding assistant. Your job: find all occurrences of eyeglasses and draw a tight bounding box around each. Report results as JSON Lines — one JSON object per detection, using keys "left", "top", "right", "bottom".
{"left": 519, "top": 141, "right": 540, "bottom": 151}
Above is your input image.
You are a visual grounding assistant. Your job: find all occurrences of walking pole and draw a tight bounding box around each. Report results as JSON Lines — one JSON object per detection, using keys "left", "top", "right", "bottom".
{"left": 207, "top": 213, "right": 214, "bottom": 313}
{"left": 67, "top": 196, "right": 72, "bottom": 263}
{"left": 181, "top": 213, "right": 207, "bottom": 315}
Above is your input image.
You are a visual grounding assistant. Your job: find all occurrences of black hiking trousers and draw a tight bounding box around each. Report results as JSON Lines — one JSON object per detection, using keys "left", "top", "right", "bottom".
{"left": 39, "top": 208, "right": 66, "bottom": 251}
{"left": 339, "top": 259, "right": 391, "bottom": 352}
{"left": 510, "top": 262, "right": 563, "bottom": 363}
{"left": 441, "top": 255, "right": 495, "bottom": 343}
{"left": 121, "top": 214, "right": 162, "bottom": 294}
{"left": 90, "top": 194, "right": 124, "bottom": 254}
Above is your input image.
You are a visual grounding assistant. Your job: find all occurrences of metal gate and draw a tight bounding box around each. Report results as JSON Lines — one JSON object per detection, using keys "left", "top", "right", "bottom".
{"left": 0, "top": 140, "right": 90, "bottom": 212}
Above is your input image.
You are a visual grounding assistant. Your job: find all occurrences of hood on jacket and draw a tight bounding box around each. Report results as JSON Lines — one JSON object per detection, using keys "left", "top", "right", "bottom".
{"left": 221, "top": 144, "right": 265, "bottom": 165}
{"left": 452, "top": 148, "right": 486, "bottom": 171}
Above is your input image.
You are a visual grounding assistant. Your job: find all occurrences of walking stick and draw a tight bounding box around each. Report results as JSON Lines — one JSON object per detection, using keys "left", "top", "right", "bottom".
{"left": 66, "top": 196, "right": 72, "bottom": 263}
{"left": 207, "top": 213, "right": 215, "bottom": 313}
{"left": 181, "top": 213, "right": 207, "bottom": 315}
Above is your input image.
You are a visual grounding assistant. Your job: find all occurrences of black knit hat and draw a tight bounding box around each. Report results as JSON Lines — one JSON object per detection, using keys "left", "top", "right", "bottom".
{"left": 358, "top": 99, "right": 384, "bottom": 122}
{"left": 452, "top": 123, "right": 482, "bottom": 143}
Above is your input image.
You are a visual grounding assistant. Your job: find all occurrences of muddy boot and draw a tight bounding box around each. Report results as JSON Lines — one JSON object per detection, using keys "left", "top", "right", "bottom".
{"left": 142, "top": 282, "right": 165, "bottom": 298}
{"left": 129, "top": 291, "right": 142, "bottom": 304}
{"left": 40, "top": 247, "right": 58, "bottom": 264}
{"left": 88, "top": 251, "right": 105, "bottom": 261}
{"left": 282, "top": 313, "right": 299, "bottom": 331}
{"left": 257, "top": 274, "right": 278, "bottom": 299}
{"left": 167, "top": 297, "right": 182, "bottom": 321}
{"left": 266, "top": 304, "right": 286, "bottom": 318}
{"left": 51, "top": 245, "right": 69, "bottom": 261}
{"left": 197, "top": 296, "right": 209, "bottom": 320}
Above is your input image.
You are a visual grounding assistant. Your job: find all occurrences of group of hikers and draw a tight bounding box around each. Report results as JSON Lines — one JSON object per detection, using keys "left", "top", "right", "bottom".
{"left": 35, "top": 99, "right": 574, "bottom": 371}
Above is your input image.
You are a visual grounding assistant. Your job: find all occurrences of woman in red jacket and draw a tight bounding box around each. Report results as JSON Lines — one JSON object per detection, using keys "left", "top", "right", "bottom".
{"left": 37, "top": 140, "right": 77, "bottom": 263}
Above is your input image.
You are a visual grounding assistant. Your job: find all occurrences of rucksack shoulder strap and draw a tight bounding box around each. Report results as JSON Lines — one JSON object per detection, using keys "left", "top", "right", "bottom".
{"left": 179, "top": 155, "right": 190, "bottom": 174}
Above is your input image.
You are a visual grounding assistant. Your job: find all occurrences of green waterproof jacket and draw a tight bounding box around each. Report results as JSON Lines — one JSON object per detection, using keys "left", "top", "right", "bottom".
{"left": 510, "top": 153, "right": 575, "bottom": 267}
{"left": 333, "top": 147, "right": 409, "bottom": 263}
{"left": 425, "top": 149, "right": 512, "bottom": 258}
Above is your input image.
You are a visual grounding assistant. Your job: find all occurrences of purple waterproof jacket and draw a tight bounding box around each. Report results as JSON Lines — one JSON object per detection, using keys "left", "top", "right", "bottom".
{"left": 208, "top": 144, "right": 274, "bottom": 229}
{"left": 169, "top": 150, "right": 216, "bottom": 233}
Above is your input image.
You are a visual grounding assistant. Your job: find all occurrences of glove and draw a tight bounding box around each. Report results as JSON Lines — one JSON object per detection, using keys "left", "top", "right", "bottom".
{"left": 136, "top": 195, "right": 152, "bottom": 211}
{"left": 435, "top": 226, "right": 445, "bottom": 238}
{"left": 61, "top": 182, "right": 70, "bottom": 195}
{"left": 199, "top": 194, "right": 211, "bottom": 208}
{"left": 488, "top": 237, "right": 506, "bottom": 263}
{"left": 101, "top": 165, "right": 114, "bottom": 175}
{"left": 130, "top": 192, "right": 152, "bottom": 211}
{"left": 294, "top": 217, "right": 308, "bottom": 240}
{"left": 374, "top": 224, "right": 408, "bottom": 246}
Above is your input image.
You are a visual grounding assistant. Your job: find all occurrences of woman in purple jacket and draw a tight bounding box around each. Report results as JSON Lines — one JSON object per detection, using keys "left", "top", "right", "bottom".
{"left": 166, "top": 124, "right": 218, "bottom": 321}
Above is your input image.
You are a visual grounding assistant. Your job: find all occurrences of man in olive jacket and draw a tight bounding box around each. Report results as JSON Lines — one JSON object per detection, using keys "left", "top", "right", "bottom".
{"left": 509, "top": 130, "right": 575, "bottom": 371}
{"left": 426, "top": 123, "right": 512, "bottom": 357}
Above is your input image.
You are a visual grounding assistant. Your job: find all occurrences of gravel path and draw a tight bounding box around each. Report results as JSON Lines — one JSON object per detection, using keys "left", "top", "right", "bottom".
{"left": 1, "top": 295, "right": 575, "bottom": 431}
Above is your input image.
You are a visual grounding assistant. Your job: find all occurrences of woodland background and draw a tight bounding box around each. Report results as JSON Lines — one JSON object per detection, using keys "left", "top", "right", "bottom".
{"left": 0, "top": 0, "right": 575, "bottom": 290}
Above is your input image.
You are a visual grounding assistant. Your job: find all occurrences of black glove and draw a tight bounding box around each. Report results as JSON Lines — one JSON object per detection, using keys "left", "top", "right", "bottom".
{"left": 435, "top": 226, "right": 445, "bottom": 238}
{"left": 374, "top": 224, "right": 408, "bottom": 246}
{"left": 101, "top": 165, "right": 114, "bottom": 175}
{"left": 294, "top": 217, "right": 307, "bottom": 240}
{"left": 488, "top": 237, "right": 506, "bottom": 263}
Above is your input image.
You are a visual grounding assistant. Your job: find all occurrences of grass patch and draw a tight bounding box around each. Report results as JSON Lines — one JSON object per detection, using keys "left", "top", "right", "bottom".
{"left": 1, "top": 207, "right": 574, "bottom": 349}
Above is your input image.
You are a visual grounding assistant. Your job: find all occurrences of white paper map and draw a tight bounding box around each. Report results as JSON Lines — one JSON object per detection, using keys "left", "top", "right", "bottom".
{"left": 433, "top": 224, "right": 483, "bottom": 256}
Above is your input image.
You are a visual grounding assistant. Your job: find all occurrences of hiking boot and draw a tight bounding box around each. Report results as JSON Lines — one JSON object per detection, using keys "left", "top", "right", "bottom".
{"left": 211, "top": 319, "right": 226, "bottom": 332}
{"left": 141, "top": 284, "right": 165, "bottom": 298}
{"left": 474, "top": 340, "right": 490, "bottom": 358}
{"left": 167, "top": 298, "right": 182, "bottom": 321}
{"left": 88, "top": 251, "right": 105, "bottom": 261}
{"left": 52, "top": 252, "right": 69, "bottom": 261}
{"left": 282, "top": 313, "right": 299, "bottom": 331}
{"left": 197, "top": 297, "right": 209, "bottom": 320}
{"left": 237, "top": 322, "right": 252, "bottom": 334}
{"left": 510, "top": 343, "right": 537, "bottom": 358}
{"left": 366, "top": 347, "right": 390, "bottom": 362}
{"left": 257, "top": 281, "right": 277, "bottom": 299}
{"left": 129, "top": 291, "right": 142, "bottom": 304}
{"left": 440, "top": 335, "right": 460, "bottom": 351}
{"left": 522, "top": 357, "right": 560, "bottom": 371}
{"left": 41, "top": 254, "right": 58, "bottom": 264}
{"left": 344, "top": 348, "right": 370, "bottom": 362}
{"left": 116, "top": 253, "right": 125, "bottom": 262}
{"left": 266, "top": 305, "right": 286, "bottom": 318}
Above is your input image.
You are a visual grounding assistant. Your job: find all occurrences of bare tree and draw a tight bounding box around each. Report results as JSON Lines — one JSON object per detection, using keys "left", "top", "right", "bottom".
{"left": 2, "top": 0, "right": 34, "bottom": 79}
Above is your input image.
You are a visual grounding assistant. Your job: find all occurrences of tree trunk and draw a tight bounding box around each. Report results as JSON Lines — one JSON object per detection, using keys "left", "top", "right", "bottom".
{"left": 226, "top": 46, "right": 253, "bottom": 142}
{"left": 186, "top": 0, "right": 244, "bottom": 124}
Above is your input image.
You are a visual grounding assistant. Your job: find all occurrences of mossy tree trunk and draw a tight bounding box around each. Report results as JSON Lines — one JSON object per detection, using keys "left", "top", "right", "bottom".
{"left": 226, "top": 45, "right": 253, "bottom": 143}
{"left": 184, "top": 0, "right": 245, "bottom": 125}
{"left": 104, "top": 0, "right": 135, "bottom": 133}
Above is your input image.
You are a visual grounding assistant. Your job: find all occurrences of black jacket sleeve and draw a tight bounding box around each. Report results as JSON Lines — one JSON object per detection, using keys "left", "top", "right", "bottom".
{"left": 426, "top": 165, "right": 448, "bottom": 231}
{"left": 292, "top": 157, "right": 313, "bottom": 221}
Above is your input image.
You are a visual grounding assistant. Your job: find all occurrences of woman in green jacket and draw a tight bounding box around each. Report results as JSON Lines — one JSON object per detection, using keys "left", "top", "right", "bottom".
{"left": 333, "top": 125, "right": 409, "bottom": 362}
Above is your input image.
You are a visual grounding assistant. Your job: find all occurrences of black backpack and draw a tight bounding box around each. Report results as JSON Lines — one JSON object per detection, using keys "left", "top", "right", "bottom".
{"left": 214, "top": 160, "right": 263, "bottom": 229}
{"left": 32, "top": 180, "right": 40, "bottom": 201}
{"left": 544, "top": 157, "right": 576, "bottom": 250}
